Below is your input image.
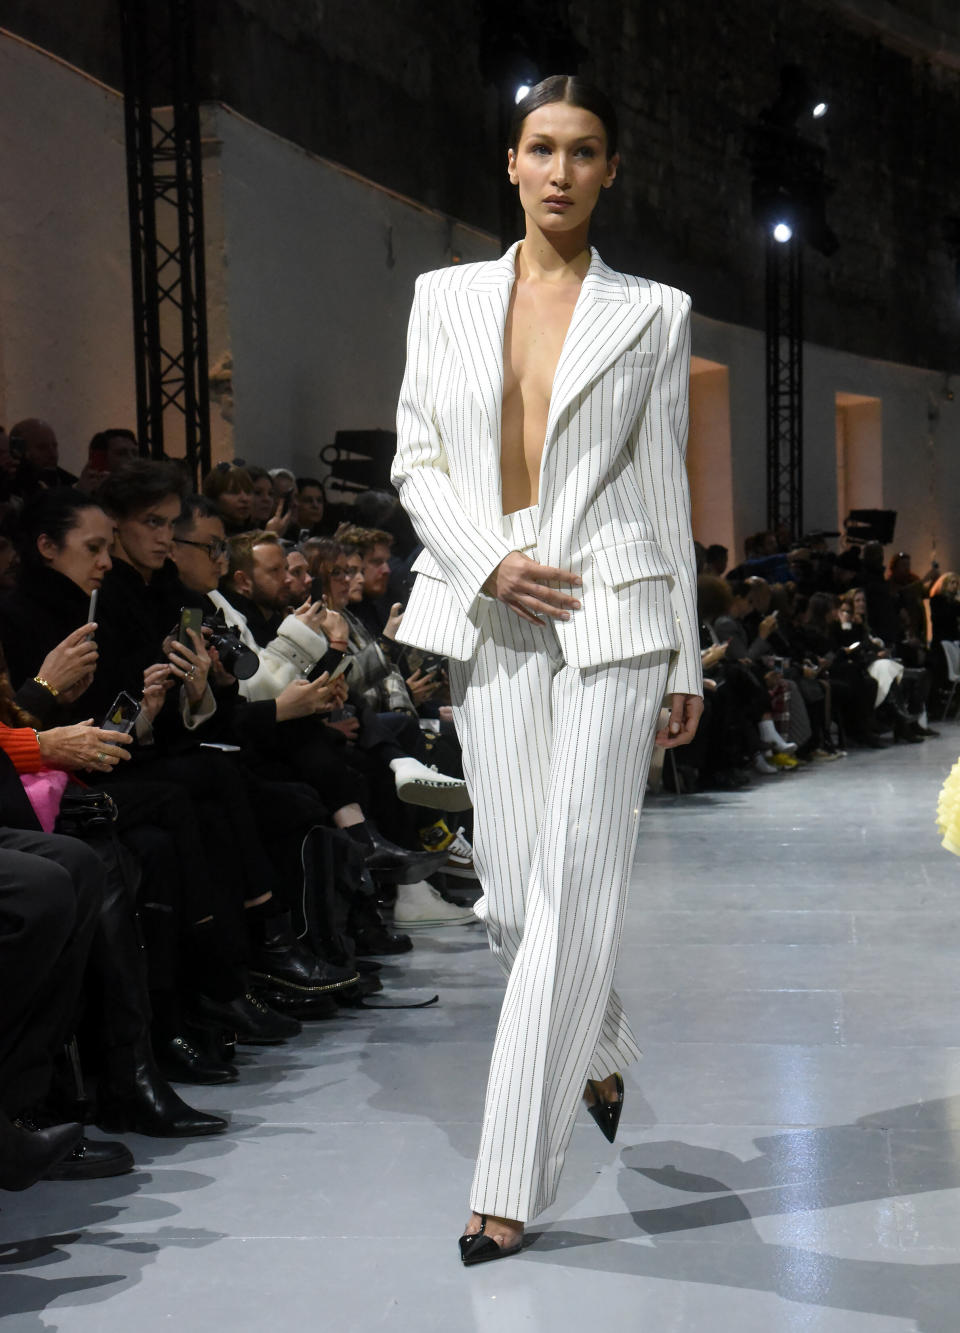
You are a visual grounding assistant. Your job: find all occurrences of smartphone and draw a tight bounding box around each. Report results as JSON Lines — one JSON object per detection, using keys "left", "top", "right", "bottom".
{"left": 307, "top": 649, "right": 352, "bottom": 682}
{"left": 101, "top": 690, "right": 141, "bottom": 734}
{"left": 87, "top": 588, "right": 99, "bottom": 626}
{"left": 178, "top": 606, "right": 203, "bottom": 645}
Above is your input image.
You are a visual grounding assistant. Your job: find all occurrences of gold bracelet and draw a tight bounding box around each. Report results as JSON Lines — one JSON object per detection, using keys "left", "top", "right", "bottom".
{"left": 34, "top": 675, "right": 59, "bottom": 697}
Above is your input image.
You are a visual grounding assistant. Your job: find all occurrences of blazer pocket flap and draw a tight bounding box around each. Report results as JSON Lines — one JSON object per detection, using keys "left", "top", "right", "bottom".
{"left": 592, "top": 540, "right": 675, "bottom": 589}
{"left": 411, "top": 547, "right": 445, "bottom": 580}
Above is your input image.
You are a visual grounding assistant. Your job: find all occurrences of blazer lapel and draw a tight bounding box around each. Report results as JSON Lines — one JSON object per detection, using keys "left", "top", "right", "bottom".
{"left": 433, "top": 242, "right": 520, "bottom": 450}
{"left": 544, "top": 253, "right": 659, "bottom": 445}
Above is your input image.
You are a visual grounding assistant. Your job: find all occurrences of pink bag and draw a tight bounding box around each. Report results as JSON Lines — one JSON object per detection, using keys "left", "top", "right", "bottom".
{"left": 20, "top": 769, "right": 70, "bottom": 833}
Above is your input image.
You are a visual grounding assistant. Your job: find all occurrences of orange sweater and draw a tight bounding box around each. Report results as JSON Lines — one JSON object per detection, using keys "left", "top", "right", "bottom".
{"left": 0, "top": 721, "right": 45, "bottom": 774}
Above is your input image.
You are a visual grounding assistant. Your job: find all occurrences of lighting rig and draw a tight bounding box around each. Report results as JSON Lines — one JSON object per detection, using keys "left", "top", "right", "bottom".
{"left": 747, "top": 65, "right": 837, "bottom": 542}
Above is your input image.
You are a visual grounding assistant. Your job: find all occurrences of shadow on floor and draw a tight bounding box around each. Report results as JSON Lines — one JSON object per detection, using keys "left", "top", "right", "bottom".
{"left": 529, "top": 1094, "right": 960, "bottom": 1331}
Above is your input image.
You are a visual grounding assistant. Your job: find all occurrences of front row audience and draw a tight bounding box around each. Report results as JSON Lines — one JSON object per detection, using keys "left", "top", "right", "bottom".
{"left": 0, "top": 448, "right": 954, "bottom": 1190}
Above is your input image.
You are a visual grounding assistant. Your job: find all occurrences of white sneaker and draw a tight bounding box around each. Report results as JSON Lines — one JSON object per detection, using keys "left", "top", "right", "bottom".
{"left": 444, "top": 826, "right": 478, "bottom": 880}
{"left": 390, "top": 757, "right": 472, "bottom": 812}
{"left": 394, "top": 880, "right": 478, "bottom": 928}
{"left": 753, "top": 752, "right": 778, "bottom": 775}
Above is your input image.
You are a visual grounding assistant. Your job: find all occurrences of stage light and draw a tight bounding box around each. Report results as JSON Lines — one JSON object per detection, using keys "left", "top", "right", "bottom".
{"left": 515, "top": 84, "right": 531, "bottom": 103}
{"left": 812, "top": 102, "right": 828, "bottom": 118}
{"left": 773, "top": 221, "right": 794, "bottom": 243}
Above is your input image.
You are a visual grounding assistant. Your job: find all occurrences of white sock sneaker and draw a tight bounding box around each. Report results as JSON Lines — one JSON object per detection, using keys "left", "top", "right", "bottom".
{"left": 759, "top": 719, "right": 797, "bottom": 754}
{"left": 753, "top": 751, "right": 779, "bottom": 775}
{"left": 393, "top": 880, "right": 478, "bottom": 928}
{"left": 389, "top": 757, "right": 472, "bottom": 811}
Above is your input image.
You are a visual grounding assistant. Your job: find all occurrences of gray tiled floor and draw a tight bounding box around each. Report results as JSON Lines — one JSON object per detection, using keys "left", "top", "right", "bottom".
{"left": 3, "top": 737, "right": 960, "bottom": 1331}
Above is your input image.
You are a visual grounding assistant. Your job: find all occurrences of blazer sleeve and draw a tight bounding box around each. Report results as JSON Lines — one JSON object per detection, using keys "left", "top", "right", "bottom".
{"left": 392, "top": 273, "right": 514, "bottom": 617}
{"left": 633, "top": 289, "right": 703, "bottom": 697}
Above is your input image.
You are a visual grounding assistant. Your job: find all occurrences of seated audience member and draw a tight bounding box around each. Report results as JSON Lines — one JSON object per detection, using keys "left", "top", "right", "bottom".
{"left": 217, "top": 526, "right": 468, "bottom": 812}
{"left": 286, "top": 546, "right": 313, "bottom": 604}
{"left": 79, "top": 465, "right": 358, "bottom": 1010}
{"left": 77, "top": 428, "right": 140, "bottom": 493}
{"left": 0, "top": 668, "right": 227, "bottom": 1137}
{"left": 171, "top": 498, "right": 444, "bottom": 885}
{"left": 335, "top": 524, "right": 395, "bottom": 636}
{"left": 841, "top": 588, "right": 929, "bottom": 741}
{"left": 889, "top": 550, "right": 928, "bottom": 642}
{"left": 201, "top": 464, "right": 255, "bottom": 536}
{"left": 9, "top": 418, "right": 77, "bottom": 490}
{"left": 704, "top": 544, "right": 728, "bottom": 577}
{"left": 268, "top": 468, "right": 300, "bottom": 540}
{"left": 296, "top": 478, "right": 326, "bottom": 536}
{"left": 928, "top": 571, "right": 960, "bottom": 645}
{"left": 0, "top": 753, "right": 135, "bottom": 1186}
{"left": 245, "top": 465, "right": 276, "bottom": 528}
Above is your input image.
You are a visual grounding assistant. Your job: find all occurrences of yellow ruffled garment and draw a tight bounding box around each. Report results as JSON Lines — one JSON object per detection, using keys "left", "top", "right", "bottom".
{"left": 937, "top": 758, "right": 960, "bottom": 857}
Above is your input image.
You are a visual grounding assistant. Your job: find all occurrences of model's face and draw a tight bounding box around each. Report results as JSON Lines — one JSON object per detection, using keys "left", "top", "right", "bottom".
{"left": 39, "top": 506, "right": 115, "bottom": 594}
{"left": 286, "top": 550, "right": 312, "bottom": 603}
{"left": 251, "top": 542, "right": 293, "bottom": 611}
{"left": 116, "top": 493, "right": 182, "bottom": 577}
{"left": 345, "top": 554, "right": 364, "bottom": 603}
{"left": 218, "top": 487, "right": 253, "bottom": 523}
{"left": 507, "top": 103, "right": 617, "bottom": 234}
{"left": 172, "top": 515, "right": 228, "bottom": 594}
{"left": 251, "top": 477, "right": 274, "bottom": 522}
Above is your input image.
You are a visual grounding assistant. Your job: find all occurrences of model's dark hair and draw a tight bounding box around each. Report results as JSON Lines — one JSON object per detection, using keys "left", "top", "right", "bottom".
{"left": 98, "top": 459, "right": 188, "bottom": 520}
{"left": 509, "top": 75, "right": 619, "bottom": 158}
{"left": 16, "top": 489, "right": 106, "bottom": 567}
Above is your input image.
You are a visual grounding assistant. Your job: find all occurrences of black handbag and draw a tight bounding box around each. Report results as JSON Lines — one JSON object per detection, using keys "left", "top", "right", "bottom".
{"left": 55, "top": 786, "right": 119, "bottom": 837}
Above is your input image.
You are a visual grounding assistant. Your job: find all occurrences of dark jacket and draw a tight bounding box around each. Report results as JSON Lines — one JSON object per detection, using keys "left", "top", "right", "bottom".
{"left": 0, "top": 563, "right": 95, "bottom": 726}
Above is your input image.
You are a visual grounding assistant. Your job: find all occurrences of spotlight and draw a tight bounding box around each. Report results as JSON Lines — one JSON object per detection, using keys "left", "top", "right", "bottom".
{"left": 812, "top": 102, "right": 828, "bottom": 118}
{"left": 515, "top": 84, "right": 531, "bottom": 104}
{"left": 773, "top": 221, "right": 794, "bottom": 243}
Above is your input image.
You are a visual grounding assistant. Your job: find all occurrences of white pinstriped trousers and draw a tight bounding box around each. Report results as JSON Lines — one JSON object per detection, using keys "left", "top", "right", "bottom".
{"left": 448, "top": 505, "right": 670, "bottom": 1223}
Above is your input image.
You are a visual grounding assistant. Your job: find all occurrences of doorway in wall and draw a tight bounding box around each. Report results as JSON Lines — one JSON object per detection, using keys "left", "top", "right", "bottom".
{"left": 688, "top": 356, "right": 734, "bottom": 569}
{"left": 835, "top": 392, "right": 882, "bottom": 534}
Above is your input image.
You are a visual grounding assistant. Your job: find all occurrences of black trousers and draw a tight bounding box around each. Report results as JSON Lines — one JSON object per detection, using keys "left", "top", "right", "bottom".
{"left": 0, "top": 828, "right": 102, "bottom": 1116}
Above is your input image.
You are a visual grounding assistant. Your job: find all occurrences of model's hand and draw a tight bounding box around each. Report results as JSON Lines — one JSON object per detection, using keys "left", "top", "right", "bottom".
{"left": 483, "top": 551, "right": 581, "bottom": 625}
{"left": 35, "top": 625, "right": 99, "bottom": 693}
{"left": 655, "top": 694, "right": 704, "bottom": 749}
{"left": 37, "top": 720, "right": 133, "bottom": 772}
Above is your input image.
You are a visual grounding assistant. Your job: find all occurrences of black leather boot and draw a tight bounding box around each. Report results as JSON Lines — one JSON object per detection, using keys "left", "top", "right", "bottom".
{"left": 96, "top": 1039, "right": 228, "bottom": 1136}
{"left": 0, "top": 1112, "right": 82, "bottom": 1190}
{"left": 198, "top": 990, "right": 302, "bottom": 1043}
{"left": 13, "top": 1112, "right": 134, "bottom": 1181}
{"left": 156, "top": 1034, "right": 238, "bottom": 1086}
{"left": 249, "top": 912, "right": 360, "bottom": 995}
{"left": 346, "top": 822, "right": 449, "bottom": 878}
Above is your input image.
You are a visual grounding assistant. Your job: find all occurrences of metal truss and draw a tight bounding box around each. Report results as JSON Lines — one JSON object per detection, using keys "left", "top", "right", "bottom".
{"left": 765, "top": 234, "right": 804, "bottom": 540}
{"left": 120, "top": 0, "right": 211, "bottom": 480}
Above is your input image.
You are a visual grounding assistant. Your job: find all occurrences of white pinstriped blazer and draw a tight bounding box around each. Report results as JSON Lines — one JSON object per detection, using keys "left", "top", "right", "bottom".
{"left": 391, "top": 241, "right": 703, "bottom": 695}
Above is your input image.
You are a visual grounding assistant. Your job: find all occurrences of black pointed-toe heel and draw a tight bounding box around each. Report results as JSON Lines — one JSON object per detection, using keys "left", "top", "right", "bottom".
{"left": 459, "top": 1215, "right": 523, "bottom": 1267}
{"left": 585, "top": 1073, "right": 624, "bottom": 1144}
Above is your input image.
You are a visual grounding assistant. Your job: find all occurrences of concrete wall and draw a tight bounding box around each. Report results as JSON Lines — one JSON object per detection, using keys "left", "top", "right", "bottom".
{"left": 0, "top": 31, "right": 136, "bottom": 464}
{"left": 208, "top": 106, "right": 495, "bottom": 477}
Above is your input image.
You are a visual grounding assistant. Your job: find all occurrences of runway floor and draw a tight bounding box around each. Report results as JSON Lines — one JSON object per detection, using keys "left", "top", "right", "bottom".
{"left": 3, "top": 734, "right": 960, "bottom": 1331}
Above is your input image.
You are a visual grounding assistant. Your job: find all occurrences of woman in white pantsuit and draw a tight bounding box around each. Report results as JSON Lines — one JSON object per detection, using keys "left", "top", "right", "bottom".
{"left": 391, "top": 75, "right": 704, "bottom": 1265}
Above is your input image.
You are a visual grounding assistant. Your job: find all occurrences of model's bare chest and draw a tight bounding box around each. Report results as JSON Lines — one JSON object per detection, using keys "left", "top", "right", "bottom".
{"left": 500, "top": 280, "right": 581, "bottom": 512}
